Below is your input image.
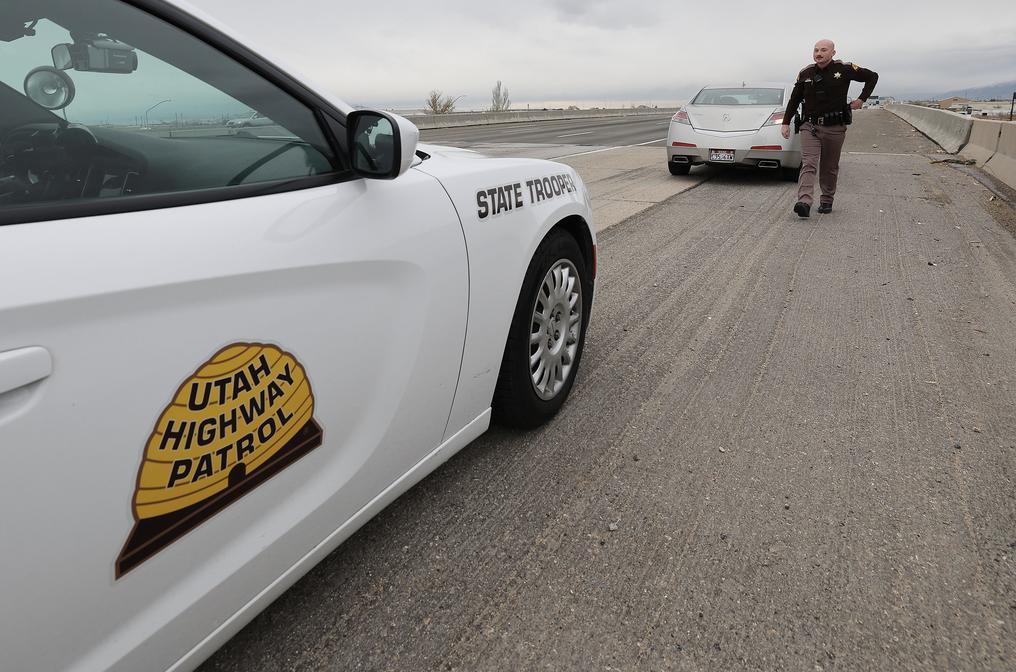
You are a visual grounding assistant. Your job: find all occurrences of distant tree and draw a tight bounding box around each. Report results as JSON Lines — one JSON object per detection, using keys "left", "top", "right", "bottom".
{"left": 425, "top": 90, "right": 458, "bottom": 114}
{"left": 490, "top": 80, "right": 511, "bottom": 112}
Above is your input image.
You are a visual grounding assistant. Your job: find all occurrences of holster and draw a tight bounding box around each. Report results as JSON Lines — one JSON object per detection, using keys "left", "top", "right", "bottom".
{"left": 793, "top": 112, "right": 803, "bottom": 134}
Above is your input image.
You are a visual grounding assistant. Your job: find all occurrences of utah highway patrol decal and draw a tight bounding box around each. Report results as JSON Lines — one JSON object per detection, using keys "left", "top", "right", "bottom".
{"left": 116, "top": 342, "right": 323, "bottom": 578}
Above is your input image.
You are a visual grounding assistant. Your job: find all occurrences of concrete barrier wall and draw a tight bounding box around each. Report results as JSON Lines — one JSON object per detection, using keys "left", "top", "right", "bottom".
{"left": 410, "top": 108, "right": 676, "bottom": 130}
{"left": 887, "top": 104, "right": 1016, "bottom": 191}
{"left": 960, "top": 119, "right": 1004, "bottom": 164}
{"left": 886, "top": 104, "right": 973, "bottom": 154}
{"left": 984, "top": 122, "right": 1016, "bottom": 190}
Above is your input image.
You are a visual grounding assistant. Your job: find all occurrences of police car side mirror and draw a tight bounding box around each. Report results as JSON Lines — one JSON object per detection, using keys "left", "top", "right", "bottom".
{"left": 347, "top": 110, "right": 419, "bottom": 180}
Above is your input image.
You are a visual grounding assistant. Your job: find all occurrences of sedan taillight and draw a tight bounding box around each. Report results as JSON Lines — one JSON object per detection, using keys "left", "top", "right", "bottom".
{"left": 672, "top": 109, "right": 691, "bottom": 125}
{"left": 763, "top": 111, "right": 785, "bottom": 126}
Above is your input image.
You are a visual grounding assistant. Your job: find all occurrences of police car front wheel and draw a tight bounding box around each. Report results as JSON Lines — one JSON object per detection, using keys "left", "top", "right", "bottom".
{"left": 493, "top": 229, "right": 591, "bottom": 428}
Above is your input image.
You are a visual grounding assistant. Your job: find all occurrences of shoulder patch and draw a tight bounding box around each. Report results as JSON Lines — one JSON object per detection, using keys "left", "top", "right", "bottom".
{"left": 851, "top": 62, "right": 860, "bottom": 71}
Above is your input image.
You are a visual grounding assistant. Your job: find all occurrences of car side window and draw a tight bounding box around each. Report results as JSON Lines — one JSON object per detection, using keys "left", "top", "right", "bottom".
{"left": 0, "top": 0, "right": 341, "bottom": 219}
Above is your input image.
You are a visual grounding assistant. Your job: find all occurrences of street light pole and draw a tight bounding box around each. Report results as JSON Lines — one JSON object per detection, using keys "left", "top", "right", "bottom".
{"left": 144, "top": 99, "right": 171, "bottom": 129}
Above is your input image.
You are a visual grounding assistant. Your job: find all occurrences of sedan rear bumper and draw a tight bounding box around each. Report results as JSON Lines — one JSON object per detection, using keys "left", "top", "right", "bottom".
{"left": 668, "top": 146, "right": 802, "bottom": 168}
{"left": 667, "top": 122, "right": 802, "bottom": 169}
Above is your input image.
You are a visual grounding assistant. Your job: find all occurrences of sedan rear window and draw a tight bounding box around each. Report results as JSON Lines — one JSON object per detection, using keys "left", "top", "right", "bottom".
{"left": 692, "top": 88, "right": 784, "bottom": 105}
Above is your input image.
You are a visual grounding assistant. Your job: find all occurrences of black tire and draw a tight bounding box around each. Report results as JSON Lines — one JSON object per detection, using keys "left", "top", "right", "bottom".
{"left": 781, "top": 165, "right": 800, "bottom": 182}
{"left": 492, "top": 229, "right": 593, "bottom": 429}
{"left": 668, "top": 162, "right": 691, "bottom": 176}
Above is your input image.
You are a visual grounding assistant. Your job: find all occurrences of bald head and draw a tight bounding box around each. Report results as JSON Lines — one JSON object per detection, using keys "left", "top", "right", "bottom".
{"left": 813, "top": 39, "right": 836, "bottom": 68}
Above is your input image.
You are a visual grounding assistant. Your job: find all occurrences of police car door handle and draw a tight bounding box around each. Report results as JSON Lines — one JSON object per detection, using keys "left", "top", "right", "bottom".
{"left": 0, "top": 346, "right": 53, "bottom": 396}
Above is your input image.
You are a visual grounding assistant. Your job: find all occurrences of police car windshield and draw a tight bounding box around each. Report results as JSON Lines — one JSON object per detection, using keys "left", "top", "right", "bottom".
{"left": 692, "top": 88, "right": 784, "bottom": 106}
{"left": 0, "top": 0, "right": 325, "bottom": 146}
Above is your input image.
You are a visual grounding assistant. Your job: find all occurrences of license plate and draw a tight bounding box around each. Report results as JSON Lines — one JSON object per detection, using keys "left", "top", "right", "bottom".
{"left": 709, "top": 149, "right": 735, "bottom": 162}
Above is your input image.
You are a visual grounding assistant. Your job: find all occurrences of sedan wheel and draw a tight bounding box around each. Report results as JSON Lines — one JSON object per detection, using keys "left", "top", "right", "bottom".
{"left": 493, "top": 229, "right": 592, "bottom": 428}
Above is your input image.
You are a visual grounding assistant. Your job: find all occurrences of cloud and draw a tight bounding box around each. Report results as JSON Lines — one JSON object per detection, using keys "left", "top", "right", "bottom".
{"left": 195, "top": 0, "right": 1016, "bottom": 107}
{"left": 546, "top": 0, "right": 664, "bottom": 29}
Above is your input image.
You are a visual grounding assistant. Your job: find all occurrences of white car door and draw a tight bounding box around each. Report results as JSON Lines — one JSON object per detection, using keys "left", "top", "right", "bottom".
{"left": 0, "top": 2, "right": 467, "bottom": 670}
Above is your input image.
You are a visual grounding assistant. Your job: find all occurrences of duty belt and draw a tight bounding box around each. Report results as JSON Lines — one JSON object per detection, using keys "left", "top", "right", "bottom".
{"left": 805, "top": 109, "right": 851, "bottom": 126}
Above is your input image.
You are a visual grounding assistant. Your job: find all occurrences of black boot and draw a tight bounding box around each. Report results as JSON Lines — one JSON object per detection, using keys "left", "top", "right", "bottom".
{"left": 817, "top": 202, "right": 832, "bottom": 214}
{"left": 793, "top": 201, "right": 811, "bottom": 218}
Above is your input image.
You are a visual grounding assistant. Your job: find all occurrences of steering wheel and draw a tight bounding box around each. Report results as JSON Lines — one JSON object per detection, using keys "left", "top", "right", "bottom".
{"left": 0, "top": 130, "right": 35, "bottom": 202}
{"left": 0, "top": 123, "right": 98, "bottom": 203}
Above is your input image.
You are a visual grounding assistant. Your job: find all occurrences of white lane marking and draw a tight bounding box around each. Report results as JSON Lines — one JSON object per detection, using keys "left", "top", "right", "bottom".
{"left": 551, "top": 138, "right": 665, "bottom": 159}
{"left": 480, "top": 127, "right": 549, "bottom": 136}
{"left": 557, "top": 131, "right": 594, "bottom": 138}
{"left": 552, "top": 147, "right": 622, "bottom": 159}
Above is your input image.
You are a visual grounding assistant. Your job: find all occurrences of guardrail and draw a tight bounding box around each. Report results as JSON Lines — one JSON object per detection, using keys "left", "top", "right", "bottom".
{"left": 885, "top": 104, "right": 972, "bottom": 153}
{"left": 984, "top": 122, "right": 1016, "bottom": 189}
{"left": 887, "top": 104, "right": 1016, "bottom": 190}
{"left": 960, "top": 119, "right": 1004, "bottom": 164}
{"left": 408, "top": 108, "right": 677, "bottom": 130}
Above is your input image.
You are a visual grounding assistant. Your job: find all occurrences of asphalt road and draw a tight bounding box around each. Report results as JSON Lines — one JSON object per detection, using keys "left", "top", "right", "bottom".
{"left": 422, "top": 113, "right": 703, "bottom": 233}
{"left": 201, "top": 111, "right": 1016, "bottom": 672}
{"left": 420, "top": 114, "right": 671, "bottom": 150}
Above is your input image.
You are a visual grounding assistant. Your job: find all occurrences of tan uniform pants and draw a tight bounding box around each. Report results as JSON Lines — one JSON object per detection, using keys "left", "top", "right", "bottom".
{"left": 798, "top": 122, "right": 846, "bottom": 206}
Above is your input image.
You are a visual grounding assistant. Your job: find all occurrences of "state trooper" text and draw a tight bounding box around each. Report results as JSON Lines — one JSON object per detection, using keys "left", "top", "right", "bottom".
{"left": 476, "top": 173, "right": 578, "bottom": 220}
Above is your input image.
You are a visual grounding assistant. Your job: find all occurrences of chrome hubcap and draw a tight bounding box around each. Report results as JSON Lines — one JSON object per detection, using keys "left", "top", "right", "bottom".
{"left": 529, "top": 259, "right": 582, "bottom": 400}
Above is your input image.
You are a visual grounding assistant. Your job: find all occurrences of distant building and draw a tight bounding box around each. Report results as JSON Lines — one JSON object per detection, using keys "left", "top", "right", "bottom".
{"left": 938, "top": 96, "right": 971, "bottom": 110}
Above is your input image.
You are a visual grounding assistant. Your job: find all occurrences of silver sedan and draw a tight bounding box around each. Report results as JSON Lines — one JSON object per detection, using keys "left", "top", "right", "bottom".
{"left": 667, "top": 83, "right": 802, "bottom": 181}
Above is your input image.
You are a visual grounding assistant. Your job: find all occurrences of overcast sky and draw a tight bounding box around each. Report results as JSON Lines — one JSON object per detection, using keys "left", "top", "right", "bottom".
{"left": 198, "top": 0, "right": 1016, "bottom": 109}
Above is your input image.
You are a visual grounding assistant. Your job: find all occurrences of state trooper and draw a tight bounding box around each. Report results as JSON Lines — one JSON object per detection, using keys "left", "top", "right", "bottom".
{"left": 781, "top": 39, "right": 878, "bottom": 217}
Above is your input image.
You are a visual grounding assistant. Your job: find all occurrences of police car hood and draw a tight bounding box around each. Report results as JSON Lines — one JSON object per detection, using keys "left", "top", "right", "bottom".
{"left": 416, "top": 142, "right": 487, "bottom": 161}
{"left": 411, "top": 146, "right": 591, "bottom": 229}
{"left": 412, "top": 144, "right": 581, "bottom": 183}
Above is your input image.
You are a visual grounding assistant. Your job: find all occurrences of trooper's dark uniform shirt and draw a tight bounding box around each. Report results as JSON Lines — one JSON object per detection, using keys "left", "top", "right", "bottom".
{"left": 786, "top": 60, "right": 878, "bottom": 122}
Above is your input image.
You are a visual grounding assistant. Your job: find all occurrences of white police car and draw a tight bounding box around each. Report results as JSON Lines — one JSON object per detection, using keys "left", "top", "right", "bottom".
{"left": 0, "top": 1, "right": 595, "bottom": 669}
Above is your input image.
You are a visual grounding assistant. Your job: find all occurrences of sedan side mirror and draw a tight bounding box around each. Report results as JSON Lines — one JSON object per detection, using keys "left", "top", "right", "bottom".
{"left": 347, "top": 110, "right": 418, "bottom": 180}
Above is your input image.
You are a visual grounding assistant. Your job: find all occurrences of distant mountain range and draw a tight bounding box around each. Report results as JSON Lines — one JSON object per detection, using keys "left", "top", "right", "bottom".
{"left": 935, "top": 80, "right": 1016, "bottom": 101}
